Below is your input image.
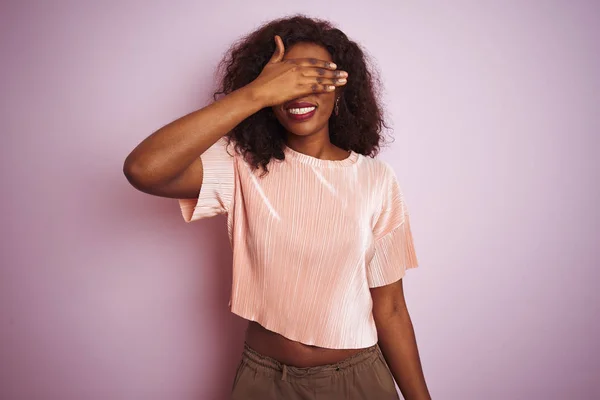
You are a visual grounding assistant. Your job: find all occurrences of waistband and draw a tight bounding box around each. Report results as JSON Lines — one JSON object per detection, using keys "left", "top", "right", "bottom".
{"left": 241, "top": 341, "right": 380, "bottom": 382}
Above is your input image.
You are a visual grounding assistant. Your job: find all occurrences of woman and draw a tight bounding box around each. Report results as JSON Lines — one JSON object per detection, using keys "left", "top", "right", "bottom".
{"left": 124, "top": 15, "right": 431, "bottom": 400}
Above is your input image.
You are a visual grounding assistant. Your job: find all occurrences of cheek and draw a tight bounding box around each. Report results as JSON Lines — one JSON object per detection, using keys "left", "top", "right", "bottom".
{"left": 271, "top": 106, "right": 286, "bottom": 122}
{"left": 317, "top": 93, "right": 336, "bottom": 112}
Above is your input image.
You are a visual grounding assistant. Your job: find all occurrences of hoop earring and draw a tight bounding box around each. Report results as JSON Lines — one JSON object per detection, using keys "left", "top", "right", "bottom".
{"left": 334, "top": 97, "right": 340, "bottom": 116}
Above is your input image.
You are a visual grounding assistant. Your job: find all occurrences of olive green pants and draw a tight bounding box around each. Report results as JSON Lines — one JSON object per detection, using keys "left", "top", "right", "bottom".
{"left": 230, "top": 342, "right": 399, "bottom": 400}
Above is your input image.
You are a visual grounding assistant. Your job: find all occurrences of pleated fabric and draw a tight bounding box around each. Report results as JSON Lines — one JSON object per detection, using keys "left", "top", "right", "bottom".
{"left": 179, "top": 137, "right": 419, "bottom": 349}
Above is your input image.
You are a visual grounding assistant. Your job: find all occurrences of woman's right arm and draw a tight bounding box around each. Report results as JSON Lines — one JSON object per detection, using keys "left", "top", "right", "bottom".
{"left": 123, "top": 35, "right": 346, "bottom": 200}
{"left": 123, "top": 85, "right": 263, "bottom": 199}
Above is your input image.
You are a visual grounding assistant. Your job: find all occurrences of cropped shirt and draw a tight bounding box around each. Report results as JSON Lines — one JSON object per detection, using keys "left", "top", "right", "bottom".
{"left": 178, "top": 137, "right": 419, "bottom": 349}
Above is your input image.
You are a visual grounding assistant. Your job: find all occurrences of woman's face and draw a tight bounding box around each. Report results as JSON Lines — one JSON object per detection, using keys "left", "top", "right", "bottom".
{"left": 272, "top": 42, "right": 338, "bottom": 138}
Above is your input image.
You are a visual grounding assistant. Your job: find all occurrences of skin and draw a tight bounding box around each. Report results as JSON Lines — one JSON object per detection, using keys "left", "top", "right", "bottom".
{"left": 123, "top": 35, "right": 430, "bottom": 399}
{"left": 371, "top": 279, "right": 432, "bottom": 399}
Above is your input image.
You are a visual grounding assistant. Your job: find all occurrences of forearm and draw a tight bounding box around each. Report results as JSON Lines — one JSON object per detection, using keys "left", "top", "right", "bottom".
{"left": 375, "top": 310, "right": 431, "bottom": 400}
{"left": 124, "top": 84, "right": 263, "bottom": 186}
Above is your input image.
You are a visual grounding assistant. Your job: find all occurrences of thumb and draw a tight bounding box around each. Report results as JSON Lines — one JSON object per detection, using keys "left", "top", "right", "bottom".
{"left": 268, "top": 35, "right": 285, "bottom": 64}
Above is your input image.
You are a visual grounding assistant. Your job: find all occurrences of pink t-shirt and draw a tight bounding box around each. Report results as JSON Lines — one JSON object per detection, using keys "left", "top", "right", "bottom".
{"left": 179, "top": 137, "right": 419, "bottom": 349}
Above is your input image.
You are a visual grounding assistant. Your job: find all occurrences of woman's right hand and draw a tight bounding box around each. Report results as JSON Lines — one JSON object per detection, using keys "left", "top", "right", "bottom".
{"left": 248, "top": 35, "right": 348, "bottom": 108}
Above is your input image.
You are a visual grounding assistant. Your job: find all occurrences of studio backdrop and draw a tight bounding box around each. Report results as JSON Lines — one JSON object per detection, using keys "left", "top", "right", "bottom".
{"left": 1, "top": 1, "right": 598, "bottom": 399}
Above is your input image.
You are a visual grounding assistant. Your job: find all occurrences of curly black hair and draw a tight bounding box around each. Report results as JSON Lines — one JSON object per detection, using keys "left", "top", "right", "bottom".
{"left": 213, "top": 14, "right": 391, "bottom": 173}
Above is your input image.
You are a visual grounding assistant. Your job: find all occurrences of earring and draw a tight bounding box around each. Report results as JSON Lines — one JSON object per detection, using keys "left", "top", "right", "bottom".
{"left": 334, "top": 97, "right": 340, "bottom": 116}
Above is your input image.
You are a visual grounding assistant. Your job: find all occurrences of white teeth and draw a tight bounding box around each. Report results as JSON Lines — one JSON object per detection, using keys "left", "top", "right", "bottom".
{"left": 287, "top": 106, "right": 316, "bottom": 115}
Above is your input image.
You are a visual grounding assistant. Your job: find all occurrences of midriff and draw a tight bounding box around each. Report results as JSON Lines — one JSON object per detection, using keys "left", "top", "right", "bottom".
{"left": 244, "top": 321, "right": 366, "bottom": 368}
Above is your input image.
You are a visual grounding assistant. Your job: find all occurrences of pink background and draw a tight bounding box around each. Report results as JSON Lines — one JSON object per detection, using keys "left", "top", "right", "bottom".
{"left": 1, "top": 1, "right": 598, "bottom": 399}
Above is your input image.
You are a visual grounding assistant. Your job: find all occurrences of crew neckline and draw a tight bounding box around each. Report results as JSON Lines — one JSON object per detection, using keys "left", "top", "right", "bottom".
{"left": 283, "top": 144, "right": 360, "bottom": 167}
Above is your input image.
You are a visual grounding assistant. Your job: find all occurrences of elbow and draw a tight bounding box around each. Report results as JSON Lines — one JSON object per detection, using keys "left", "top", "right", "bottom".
{"left": 123, "top": 155, "right": 154, "bottom": 191}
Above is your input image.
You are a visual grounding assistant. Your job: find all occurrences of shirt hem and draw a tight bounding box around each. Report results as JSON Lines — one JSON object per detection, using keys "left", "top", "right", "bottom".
{"left": 229, "top": 305, "right": 378, "bottom": 350}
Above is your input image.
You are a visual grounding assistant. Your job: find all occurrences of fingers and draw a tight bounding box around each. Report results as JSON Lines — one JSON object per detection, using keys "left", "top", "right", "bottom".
{"left": 308, "top": 84, "right": 339, "bottom": 93}
{"left": 303, "top": 76, "right": 347, "bottom": 87}
{"left": 298, "top": 77, "right": 347, "bottom": 94}
{"left": 300, "top": 67, "right": 348, "bottom": 79}
{"left": 268, "top": 35, "right": 285, "bottom": 64}
{"left": 288, "top": 57, "right": 337, "bottom": 70}
{"left": 298, "top": 67, "right": 348, "bottom": 94}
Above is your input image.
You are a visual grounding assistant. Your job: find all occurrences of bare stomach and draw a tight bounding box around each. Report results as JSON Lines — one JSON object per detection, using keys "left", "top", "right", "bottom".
{"left": 244, "top": 321, "right": 365, "bottom": 368}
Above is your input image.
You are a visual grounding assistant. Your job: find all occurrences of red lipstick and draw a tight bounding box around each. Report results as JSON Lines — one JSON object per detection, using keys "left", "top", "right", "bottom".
{"left": 285, "top": 101, "right": 318, "bottom": 122}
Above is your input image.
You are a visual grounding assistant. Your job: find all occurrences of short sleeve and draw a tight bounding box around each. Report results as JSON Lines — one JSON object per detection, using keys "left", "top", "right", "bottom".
{"left": 178, "top": 137, "right": 235, "bottom": 222}
{"left": 366, "top": 165, "right": 419, "bottom": 288}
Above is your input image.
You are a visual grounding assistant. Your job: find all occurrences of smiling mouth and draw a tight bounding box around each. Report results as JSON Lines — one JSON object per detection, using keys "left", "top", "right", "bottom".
{"left": 285, "top": 106, "right": 317, "bottom": 121}
{"left": 287, "top": 106, "right": 316, "bottom": 115}
{"left": 284, "top": 101, "right": 318, "bottom": 121}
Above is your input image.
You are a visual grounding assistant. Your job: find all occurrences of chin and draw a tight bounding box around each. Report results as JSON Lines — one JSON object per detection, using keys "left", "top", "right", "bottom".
{"left": 285, "top": 125, "right": 321, "bottom": 137}
{"left": 276, "top": 116, "right": 331, "bottom": 138}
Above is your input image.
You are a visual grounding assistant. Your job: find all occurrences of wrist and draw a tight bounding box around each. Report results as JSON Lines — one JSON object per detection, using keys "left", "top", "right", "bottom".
{"left": 240, "top": 82, "right": 268, "bottom": 109}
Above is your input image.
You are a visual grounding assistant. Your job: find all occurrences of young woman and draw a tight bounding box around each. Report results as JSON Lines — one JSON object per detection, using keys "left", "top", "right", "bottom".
{"left": 124, "top": 15, "right": 431, "bottom": 400}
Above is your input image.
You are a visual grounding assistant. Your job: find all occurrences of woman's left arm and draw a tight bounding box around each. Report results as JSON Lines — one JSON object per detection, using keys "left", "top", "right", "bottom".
{"left": 371, "top": 278, "right": 432, "bottom": 400}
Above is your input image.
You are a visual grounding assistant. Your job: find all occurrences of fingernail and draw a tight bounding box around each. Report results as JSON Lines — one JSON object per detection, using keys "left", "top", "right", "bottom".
{"left": 338, "top": 78, "right": 347, "bottom": 83}
{"left": 329, "top": 63, "right": 337, "bottom": 69}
